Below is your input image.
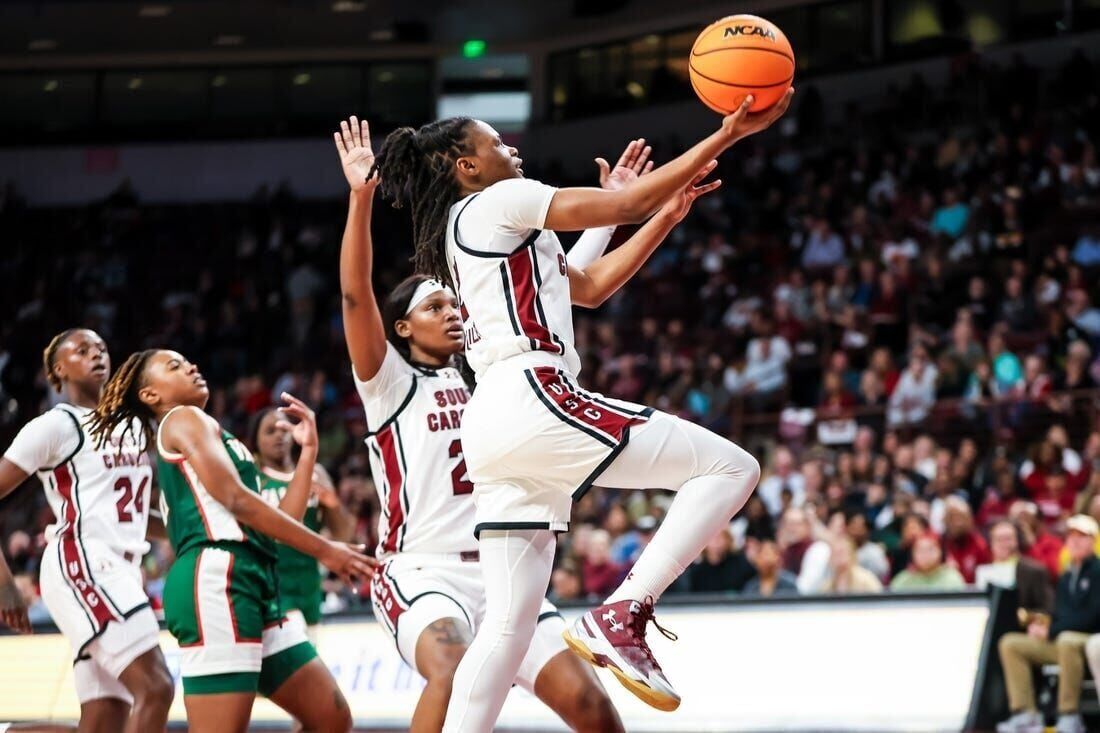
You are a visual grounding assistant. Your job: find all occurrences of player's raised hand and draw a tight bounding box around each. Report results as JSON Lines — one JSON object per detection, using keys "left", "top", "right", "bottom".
{"left": 596, "top": 138, "right": 654, "bottom": 192}
{"left": 0, "top": 578, "right": 31, "bottom": 634}
{"left": 276, "top": 391, "right": 318, "bottom": 451}
{"left": 659, "top": 160, "right": 721, "bottom": 223}
{"left": 333, "top": 115, "right": 379, "bottom": 193}
{"left": 320, "top": 542, "right": 378, "bottom": 587}
{"left": 720, "top": 87, "right": 795, "bottom": 143}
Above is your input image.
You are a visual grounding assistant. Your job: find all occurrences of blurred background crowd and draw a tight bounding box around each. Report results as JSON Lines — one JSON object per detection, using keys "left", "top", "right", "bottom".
{"left": 1, "top": 45, "right": 1099, "bottom": 622}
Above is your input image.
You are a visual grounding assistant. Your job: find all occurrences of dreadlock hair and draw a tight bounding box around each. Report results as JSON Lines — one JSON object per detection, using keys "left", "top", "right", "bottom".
{"left": 383, "top": 274, "right": 476, "bottom": 391}
{"left": 42, "top": 328, "right": 80, "bottom": 392}
{"left": 374, "top": 117, "right": 475, "bottom": 289}
{"left": 87, "top": 350, "right": 158, "bottom": 451}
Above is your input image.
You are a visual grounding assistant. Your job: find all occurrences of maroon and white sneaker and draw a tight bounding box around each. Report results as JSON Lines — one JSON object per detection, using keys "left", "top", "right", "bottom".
{"left": 562, "top": 598, "right": 681, "bottom": 711}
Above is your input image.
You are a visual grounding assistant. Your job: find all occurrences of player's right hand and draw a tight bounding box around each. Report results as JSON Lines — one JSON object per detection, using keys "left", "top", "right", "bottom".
{"left": 720, "top": 87, "right": 794, "bottom": 143}
{"left": 334, "top": 115, "right": 379, "bottom": 193}
{"left": 320, "top": 541, "right": 379, "bottom": 588}
{"left": 0, "top": 580, "right": 31, "bottom": 634}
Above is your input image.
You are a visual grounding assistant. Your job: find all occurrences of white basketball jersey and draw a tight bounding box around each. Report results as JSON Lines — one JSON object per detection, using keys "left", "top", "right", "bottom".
{"left": 3, "top": 404, "right": 152, "bottom": 557}
{"left": 354, "top": 344, "right": 478, "bottom": 558}
{"left": 446, "top": 178, "right": 581, "bottom": 379}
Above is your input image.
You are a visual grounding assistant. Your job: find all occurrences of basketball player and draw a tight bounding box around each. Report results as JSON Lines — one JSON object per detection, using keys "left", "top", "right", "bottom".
{"left": 374, "top": 89, "right": 792, "bottom": 730}
{"left": 0, "top": 329, "right": 173, "bottom": 733}
{"left": 335, "top": 115, "right": 640, "bottom": 731}
{"left": 250, "top": 405, "right": 356, "bottom": 635}
{"left": 86, "top": 350, "right": 376, "bottom": 733}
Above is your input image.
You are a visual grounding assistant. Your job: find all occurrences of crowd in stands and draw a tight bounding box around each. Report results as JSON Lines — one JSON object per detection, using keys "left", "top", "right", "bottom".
{"left": 0, "top": 47, "right": 1099, "bottom": 626}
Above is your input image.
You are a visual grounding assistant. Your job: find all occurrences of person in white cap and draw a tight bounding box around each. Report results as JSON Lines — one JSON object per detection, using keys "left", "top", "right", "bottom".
{"left": 333, "top": 116, "right": 628, "bottom": 732}
{"left": 997, "top": 514, "right": 1100, "bottom": 733}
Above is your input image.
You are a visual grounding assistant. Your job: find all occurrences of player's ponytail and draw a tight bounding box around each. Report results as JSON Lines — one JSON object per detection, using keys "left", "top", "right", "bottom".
{"left": 87, "top": 350, "right": 158, "bottom": 451}
{"left": 42, "top": 328, "right": 79, "bottom": 392}
{"left": 374, "top": 117, "right": 474, "bottom": 289}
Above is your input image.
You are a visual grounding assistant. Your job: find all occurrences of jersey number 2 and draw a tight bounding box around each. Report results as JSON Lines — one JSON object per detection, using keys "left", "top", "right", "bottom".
{"left": 449, "top": 439, "right": 473, "bottom": 496}
{"left": 115, "top": 476, "right": 148, "bottom": 523}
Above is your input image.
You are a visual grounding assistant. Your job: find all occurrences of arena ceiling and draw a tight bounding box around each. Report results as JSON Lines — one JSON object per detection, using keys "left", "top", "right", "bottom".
{"left": 0, "top": 0, "right": 790, "bottom": 66}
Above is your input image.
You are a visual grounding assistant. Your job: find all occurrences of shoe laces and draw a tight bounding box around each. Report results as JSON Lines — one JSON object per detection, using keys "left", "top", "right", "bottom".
{"left": 630, "top": 597, "right": 679, "bottom": 651}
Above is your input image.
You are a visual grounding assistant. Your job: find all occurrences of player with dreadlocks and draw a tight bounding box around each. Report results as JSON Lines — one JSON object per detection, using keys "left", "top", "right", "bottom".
{"left": 87, "top": 349, "right": 376, "bottom": 732}
{"left": 373, "top": 88, "right": 792, "bottom": 730}
{"left": 0, "top": 328, "right": 174, "bottom": 733}
{"left": 335, "top": 115, "right": 651, "bottom": 732}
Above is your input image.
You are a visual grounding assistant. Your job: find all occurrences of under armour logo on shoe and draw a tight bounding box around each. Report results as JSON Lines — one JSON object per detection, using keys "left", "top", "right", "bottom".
{"left": 602, "top": 609, "right": 625, "bottom": 633}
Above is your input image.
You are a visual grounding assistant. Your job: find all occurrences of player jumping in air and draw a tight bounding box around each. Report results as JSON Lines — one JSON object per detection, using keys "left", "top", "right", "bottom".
{"left": 374, "top": 88, "right": 793, "bottom": 730}
{"left": 334, "top": 115, "right": 651, "bottom": 732}
{"left": 0, "top": 329, "right": 173, "bottom": 733}
{"left": 87, "top": 349, "right": 375, "bottom": 733}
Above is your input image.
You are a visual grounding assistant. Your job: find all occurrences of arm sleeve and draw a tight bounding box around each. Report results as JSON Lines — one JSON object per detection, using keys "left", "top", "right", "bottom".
{"left": 3, "top": 410, "right": 81, "bottom": 474}
{"left": 567, "top": 226, "right": 616, "bottom": 269}
{"left": 478, "top": 178, "right": 559, "bottom": 235}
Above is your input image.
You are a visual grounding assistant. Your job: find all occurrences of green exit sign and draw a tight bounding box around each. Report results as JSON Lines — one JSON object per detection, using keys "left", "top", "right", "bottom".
{"left": 462, "top": 39, "right": 487, "bottom": 58}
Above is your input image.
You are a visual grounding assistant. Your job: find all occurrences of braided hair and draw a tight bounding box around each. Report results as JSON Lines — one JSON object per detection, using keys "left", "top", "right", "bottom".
{"left": 42, "top": 328, "right": 79, "bottom": 392}
{"left": 87, "top": 350, "right": 158, "bottom": 451}
{"left": 374, "top": 117, "right": 474, "bottom": 288}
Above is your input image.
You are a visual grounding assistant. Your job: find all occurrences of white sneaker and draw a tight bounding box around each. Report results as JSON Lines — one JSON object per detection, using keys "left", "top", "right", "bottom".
{"left": 1055, "top": 713, "right": 1086, "bottom": 733}
{"left": 996, "top": 710, "right": 1043, "bottom": 733}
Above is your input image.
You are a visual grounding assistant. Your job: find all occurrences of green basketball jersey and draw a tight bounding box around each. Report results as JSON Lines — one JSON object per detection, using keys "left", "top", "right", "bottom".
{"left": 257, "top": 468, "right": 324, "bottom": 613}
{"left": 155, "top": 408, "right": 277, "bottom": 561}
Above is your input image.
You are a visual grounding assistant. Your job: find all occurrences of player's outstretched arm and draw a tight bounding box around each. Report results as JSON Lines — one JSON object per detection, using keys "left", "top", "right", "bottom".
{"left": 272, "top": 392, "right": 319, "bottom": 522}
{"left": 161, "top": 406, "right": 377, "bottom": 586}
{"left": 0, "top": 459, "right": 30, "bottom": 503}
{"left": 334, "top": 115, "right": 388, "bottom": 382}
{"left": 543, "top": 88, "right": 792, "bottom": 232}
{"left": 569, "top": 161, "right": 721, "bottom": 308}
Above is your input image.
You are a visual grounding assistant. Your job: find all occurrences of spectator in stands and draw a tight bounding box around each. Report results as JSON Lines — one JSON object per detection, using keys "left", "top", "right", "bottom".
{"left": 548, "top": 564, "right": 584, "bottom": 605}
{"left": 930, "top": 186, "right": 970, "bottom": 239}
{"left": 743, "top": 537, "right": 799, "bottom": 597}
{"left": 800, "top": 216, "right": 846, "bottom": 272}
{"left": 979, "top": 467, "right": 1025, "bottom": 527}
{"left": 779, "top": 506, "right": 814, "bottom": 575}
{"left": 943, "top": 497, "right": 992, "bottom": 584}
{"left": 1015, "top": 501, "right": 1067, "bottom": 582}
{"left": 845, "top": 509, "right": 890, "bottom": 581}
{"left": 974, "top": 521, "right": 1053, "bottom": 623}
{"left": 890, "top": 531, "right": 965, "bottom": 591}
{"left": 758, "top": 446, "right": 805, "bottom": 517}
{"left": 739, "top": 316, "right": 791, "bottom": 408}
{"left": 818, "top": 536, "right": 883, "bottom": 594}
{"left": 580, "top": 529, "right": 623, "bottom": 599}
{"left": 689, "top": 528, "right": 756, "bottom": 593}
{"left": 888, "top": 343, "right": 938, "bottom": 427}
{"left": 997, "top": 515, "right": 1100, "bottom": 733}
{"left": 12, "top": 572, "right": 50, "bottom": 625}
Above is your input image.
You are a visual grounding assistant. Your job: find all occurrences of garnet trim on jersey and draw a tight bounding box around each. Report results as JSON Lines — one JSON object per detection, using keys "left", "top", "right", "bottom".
{"left": 500, "top": 247, "right": 566, "bottom": 356}
{"left": 371, "top": 562, "right": 472, "bottom": 666}
{"left": 373, "top": 423, "right": 410, "bottom": 554}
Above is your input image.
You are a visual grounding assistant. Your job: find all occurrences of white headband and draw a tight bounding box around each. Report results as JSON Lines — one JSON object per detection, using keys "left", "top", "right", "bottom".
{"left": 405, "top": 279, "right": 454, "bottom": 315}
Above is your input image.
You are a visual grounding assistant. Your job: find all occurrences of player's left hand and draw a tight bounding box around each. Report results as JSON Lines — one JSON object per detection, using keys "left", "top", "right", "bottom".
{"left": 659, "top": 160, "right": 721, "bottom": 223}
{"left": 596, "top": 138, "right": 654, "bottom": 191}
{"left": 277, "top": 392, "right": 318, "bottom": 451}
{"left": 0, "top": 579, "right": 31, "bottom": 634}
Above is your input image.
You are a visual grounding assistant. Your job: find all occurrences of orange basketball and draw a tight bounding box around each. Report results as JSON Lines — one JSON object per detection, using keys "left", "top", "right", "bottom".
{"left": 689, "top": 14, "right": 794, "bottom": 115}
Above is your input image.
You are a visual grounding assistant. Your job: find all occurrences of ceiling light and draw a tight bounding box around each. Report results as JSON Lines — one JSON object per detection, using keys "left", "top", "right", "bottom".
{"left": 480, "top": 67, "right": 505, "bottom": 79}
{"left": 139, "top": 5, "right": 172, "bottom": 17}
{"left": 377, "top": 71, "right": 394, "bottom": 83}
{"left": 214, "top": 35, "right": 244, "bottom": 46}
{"left": 626, "top": 81, "right": 645, "bottom": 98}
{"left": 128, "top": 77, "right": 143, "bottom": 90}
{"left": 211, "top": 75, "right": 227, "bottom": 88}
{"left": 332, "top": 1, "right": 366, "bottom": 12}
{"left": 43, "top": 80, "right": 59, "bottom": 92}
{"left": 293, "top": 73, "right": 311, "bottom": 86}
{"left": 28, "top": 39, "right": 57, "bottom": 51}
{"left": 368, "top": 29, "right": 394, "bottom": 41}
